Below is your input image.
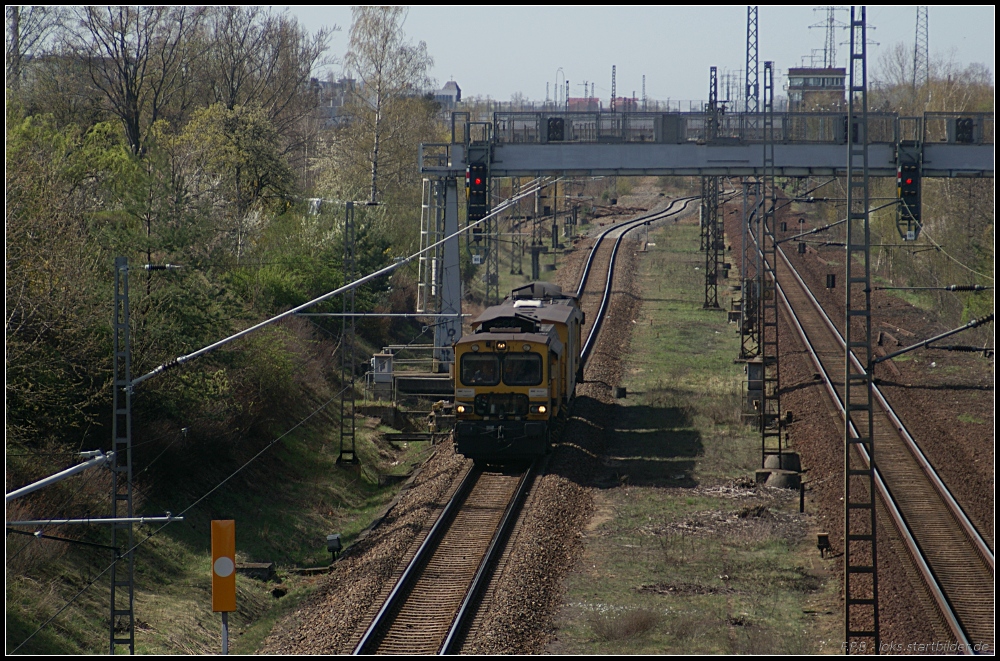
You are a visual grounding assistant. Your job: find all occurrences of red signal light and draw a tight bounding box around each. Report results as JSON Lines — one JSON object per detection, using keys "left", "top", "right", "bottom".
{"left": 905, "top": 178, "right": 913, "bottom": 185}
{"left": 474, "top": 178, "right": 482, "bottom": 185}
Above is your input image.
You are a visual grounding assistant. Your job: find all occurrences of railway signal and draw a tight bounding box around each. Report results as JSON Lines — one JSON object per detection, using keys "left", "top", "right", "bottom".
{"left": 955, "top": 117, "right": 975, "bottom": 143}
{"left": 212, "top": 520, "right": 237, "bottom": 654}
{"left": 547, "top": 117, "right": 565, "bottom": 142}
{"left": 897, "top": 163, "right": 920, "bottom": 223}
{"left": 466, "top": 163, "right": 489, "bottom": 221}
{"left": 895, "top": 140, "right": 922, "bottom": 240}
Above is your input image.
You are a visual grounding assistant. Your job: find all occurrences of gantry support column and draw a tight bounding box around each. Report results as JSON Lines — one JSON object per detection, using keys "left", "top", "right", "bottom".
{"left": 434, "top": 178, "right": 462, "bottom": 372}
{"left": 485, "top": 178, "right": 500, "bottom": 306}
{"left": 739, "top": 179, "right": 762, "bottom": 359}
{"left": 703, "top": 175, "right": 722, "bottom": 309}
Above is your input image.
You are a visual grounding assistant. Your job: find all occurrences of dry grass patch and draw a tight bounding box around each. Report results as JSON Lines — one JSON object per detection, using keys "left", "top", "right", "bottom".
{"left": 590, "top": 608, "right": 663, "bottom": 641}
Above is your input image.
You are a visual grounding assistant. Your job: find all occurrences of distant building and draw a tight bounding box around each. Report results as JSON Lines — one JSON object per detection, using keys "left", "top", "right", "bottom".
{"left": 786, "top": 67, "right": 846, "bottom": 112}
{"left": 433, "top": 80, "right": 461, "bottom": 109}
{"left": 566, "top": 96, "right": 639, "bottom": 112}
{"left": 610, "top": 96, "right": 639, "bottom": 113}
{"left": 568, "top": 97, "right": 601, "bottom": 112}
{"left": 312, "top": 76, "right": 356, "bottom": 126}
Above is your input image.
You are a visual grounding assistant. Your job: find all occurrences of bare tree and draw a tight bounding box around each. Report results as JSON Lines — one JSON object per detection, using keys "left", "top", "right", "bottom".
{"left": 344, "top": 6, "right": 432, "bottom": 204}
{"left": 874, "top": 43, "right": 995, "bottom": 114}
{"left": 204, "top": 7, "right": 333, "bottom": 129}
{"left": 5, "top": 6, "right": 63, "bottom": 91}
{"left": 69, "top": 6, "right": 205, "bottom": 155}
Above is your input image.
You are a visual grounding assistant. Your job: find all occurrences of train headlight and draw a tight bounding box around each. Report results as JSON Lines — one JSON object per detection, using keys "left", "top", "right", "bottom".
{"left": 522, "top": 343, "right": 532, "bottom": 352}
{"left": 497, "top": 341, "right": 506, "bottom": 351}
{"left": 471, "top": 344, "right": 480, "bottom": 352}
{"left": 538, "top": 405, "right": 547, "bottom": 414}
{"left": 456, "top": 404, "right": 466, "bottom": 414}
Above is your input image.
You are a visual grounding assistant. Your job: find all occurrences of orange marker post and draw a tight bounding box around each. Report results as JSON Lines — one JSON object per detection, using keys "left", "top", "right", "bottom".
{"left": 211, "top": 520, "right": 236, "bottom": 654}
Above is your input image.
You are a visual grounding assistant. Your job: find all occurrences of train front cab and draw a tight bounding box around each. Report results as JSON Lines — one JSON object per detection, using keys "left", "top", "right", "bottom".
{"left": 453, "top": 330, "right": 563, "bottom": 462}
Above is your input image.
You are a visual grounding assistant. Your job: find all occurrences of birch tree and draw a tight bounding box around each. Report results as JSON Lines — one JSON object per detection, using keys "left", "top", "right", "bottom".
{"left": 343, "top": 6, "right": 432, "bottom": 204}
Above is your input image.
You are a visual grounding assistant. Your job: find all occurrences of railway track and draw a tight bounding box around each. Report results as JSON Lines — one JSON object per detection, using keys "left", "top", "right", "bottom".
{"left": 352, "top": 464, "right": 536, "bottom": 654}
{"left": 772, "top": 239, "right": 995, "bottom": 651}
{"left": 351, "top": 198, "right": 694, "bottom": 655}
{"left": 576, "top": 196, "right": 699, "bottom": 360}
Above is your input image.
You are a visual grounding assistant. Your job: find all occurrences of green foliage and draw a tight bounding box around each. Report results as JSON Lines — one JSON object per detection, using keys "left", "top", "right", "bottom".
{"left": 5, "top": 112, "right": 131, "bottom": 448}
{"left": 4, "top": 11, "right": 432, "bottom": 655}
{"left": 182, "top": 104, "right": 294, "bottom": 215}
{"left": 863, "top": 50, "right": 995, "bottom": 336}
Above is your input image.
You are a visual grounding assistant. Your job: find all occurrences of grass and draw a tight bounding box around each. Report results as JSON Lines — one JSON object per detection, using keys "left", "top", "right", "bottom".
{"left": 590, "top": 608, "right": 662, "bottom": 641}
{"left": 6, "top": 414, "right": 436, "bottom": 655}
{"left": 548, "top": 217, "right": 840, "bottom": 654}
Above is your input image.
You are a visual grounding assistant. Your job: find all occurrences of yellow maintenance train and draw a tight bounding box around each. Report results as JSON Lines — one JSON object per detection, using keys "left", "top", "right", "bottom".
{"left": 453, "top": 282, "right": 584, "bottom": 462}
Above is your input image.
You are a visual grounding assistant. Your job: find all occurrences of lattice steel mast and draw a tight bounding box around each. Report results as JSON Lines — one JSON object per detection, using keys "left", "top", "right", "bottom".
{"left": 913, "top": 7, "right": 929, "bottom": 100}
{"left": 740, "top": 5, "right": 762, "bottom": 360}
{"left": 110, "top": 257, "right": 135, "bottom": 654}
{"left": 758, "top": 62, "right": 783, "bottom": 464}
{"left": 843, "top": 6, "right": 879, "bottom": 652}
{"left": 703, "top": 66, "right": 723, "bottom": 309}
{"left": 484, "top": 177, "right": 500, "bottom": 307}
{"left": 338, "top": 202, "right": 358, "bottom": 464}
{"left": 810, "top": 6, "right": 847, "bottom": 69}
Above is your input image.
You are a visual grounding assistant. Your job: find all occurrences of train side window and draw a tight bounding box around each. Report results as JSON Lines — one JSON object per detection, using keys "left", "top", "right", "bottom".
{"left": 461, "top": 354, "right": 500, "bottom": 386}
{"left": 502, "top": 353, "right": 543, "bottom": 386}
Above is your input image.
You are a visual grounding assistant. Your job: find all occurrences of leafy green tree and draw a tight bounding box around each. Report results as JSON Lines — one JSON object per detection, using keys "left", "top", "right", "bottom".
{"left": 180, "top": 103, "right": 295, "bottom": 262}
{"left": 5, "top": 113, "right": 132, "bottom": 449}
{"left": 867, "top": 48, "right": 994, "bottom": 332}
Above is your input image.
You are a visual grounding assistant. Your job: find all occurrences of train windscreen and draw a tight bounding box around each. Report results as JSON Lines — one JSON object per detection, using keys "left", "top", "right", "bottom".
{"left": 502, "top": 353, "right": 543, "bottom": 386}
{"left": 461, "top": 354, "right": 500, "bottom": 386}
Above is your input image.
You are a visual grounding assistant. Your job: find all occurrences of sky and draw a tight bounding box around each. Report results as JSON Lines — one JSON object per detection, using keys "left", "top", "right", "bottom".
{"left": 287, "top": 6, "right": 995, "bottom": 103}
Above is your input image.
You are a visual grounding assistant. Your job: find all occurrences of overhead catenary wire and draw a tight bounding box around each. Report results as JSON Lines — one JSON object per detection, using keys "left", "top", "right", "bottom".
{"left": 872, "top": 314, "right": 995, "bottom": 365}
{"left": 873, "top": 285, "right": 991, "bottom": 292}
{"left": 913, "top": 224, "right": 995, "bottom": 281}
{"left": 10, "top": 383, "right": 348, "bottom": 654}
{"left": 776, "top": 200, "right": 899, "bottom": 244}
{"left": 12, "top": 312, "right": 356, "bottom": 650}
{"left": 131, "top": 177, "right": 557, "bottom": 390}
{"left": 6, "top": 453, "right": 116, "bottom": 565}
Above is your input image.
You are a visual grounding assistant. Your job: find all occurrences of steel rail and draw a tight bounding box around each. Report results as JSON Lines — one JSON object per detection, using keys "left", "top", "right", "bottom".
{"left": 353, "top": 197, "right": 695, "bottom": 654}
{"left": 773, "top": 265, "right": 972, "bottom": 652}
{"left": 772, "top": 240, "right": 992, "bottom": 650}
{"left": 579, "top": 197, "right": 699, "bottom": 364}
{"left": 352, "top": 461, "right": 537, "bottom": 656}
{"left": 438, "top": 460, "right": 538, "bottom": 654}
{"left": 575, "top": 196, "right": 699, "bottom": 298}
{"left": 352, "top": 466, "right": 480, "bottom": 655}
{"left": 776, "top": 243, "right": 993, "bottom": 568}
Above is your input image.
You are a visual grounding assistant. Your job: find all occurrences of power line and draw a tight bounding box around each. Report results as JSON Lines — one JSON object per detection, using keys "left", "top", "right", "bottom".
{"left": 6, "top": 458, "right": 110, "bottom": 564}
{"left": 130, "top": 178, "right": 554, "bottom": 389}
{"left": 916, "top": 225, "right": 994, "bottom": 281}
{"left": 11, "top": 384, "right": 347, "bottom": 654}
